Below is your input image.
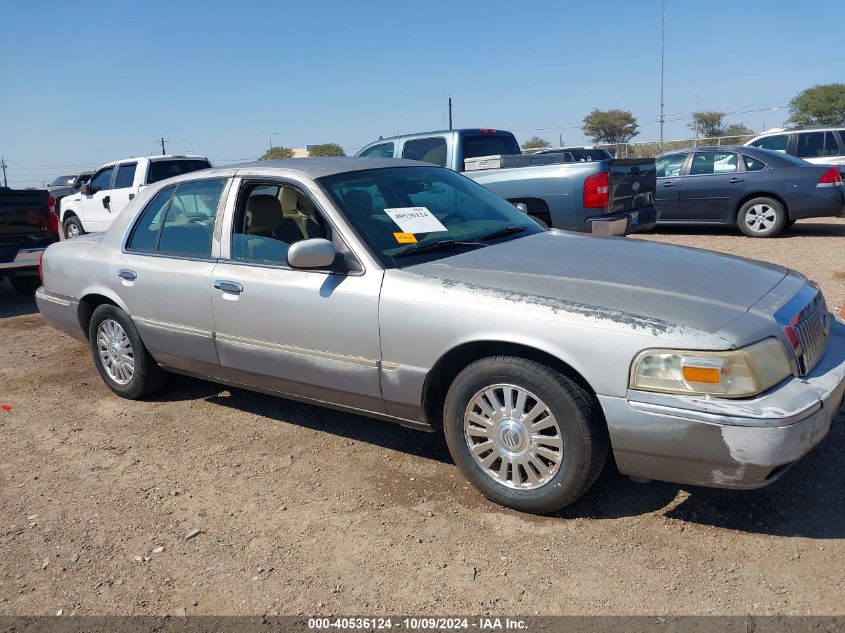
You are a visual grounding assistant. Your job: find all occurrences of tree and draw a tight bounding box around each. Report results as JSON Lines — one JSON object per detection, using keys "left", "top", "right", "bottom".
{"left": 521, "top": 136, "right": 551, "bottom": 150}
{"left": 689, "top": 111, "right": 727, "bottom": 138}
{"left": 788, "top": 83, "right": 845, "bottom": 126}
{"left": 582, "top": 109, "right": 639, "bottom": 144}
{"left": 308, "top": 143, "right": 346, "bottom": 157}
{"left": 259, "top": 146, "right": 294, "bottom": 160}
{"left": 689, "top": 112, "right": 754, "bottom": 139}
{"left": 722, "top": 123, "right": 754, "bottom": 137}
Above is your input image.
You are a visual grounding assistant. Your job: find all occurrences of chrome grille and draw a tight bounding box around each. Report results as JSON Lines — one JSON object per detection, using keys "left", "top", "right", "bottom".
{"left": 793, "top": 294, "right": 830, "bottom": 375}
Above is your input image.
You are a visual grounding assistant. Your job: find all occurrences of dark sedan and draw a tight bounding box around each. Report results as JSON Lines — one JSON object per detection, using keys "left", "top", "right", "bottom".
{"left": 655, "top": 146, "right": 845, "bottom": 237}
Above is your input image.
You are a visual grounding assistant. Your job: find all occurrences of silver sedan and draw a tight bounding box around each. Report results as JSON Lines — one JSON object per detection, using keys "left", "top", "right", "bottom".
{"left": 36, "top": 157, "right": 845, "bottom": 513}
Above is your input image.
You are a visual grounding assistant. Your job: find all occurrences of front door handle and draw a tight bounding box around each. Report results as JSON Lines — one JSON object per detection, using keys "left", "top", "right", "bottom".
{"left": 214, "top": 280, "right": 243, "bottom": 294}
{"left": 662, "top": 181, "right": 677, "bottom": 188}
{"left": 129, "top": 194, "right": 135, "bottom": 201}
{"left": 118, "top": 269, "right": 137, "bottom": 281}
{"left": 729, "top": 177, "right": 744, "bottom": 183}
{"left": 103, "top": 195, "right": 111, "bottom": 210}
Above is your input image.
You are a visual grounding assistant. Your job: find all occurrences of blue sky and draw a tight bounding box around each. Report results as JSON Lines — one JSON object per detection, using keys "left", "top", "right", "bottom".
{"left": 1, "top": 0, "right": 842, "bottom": 186}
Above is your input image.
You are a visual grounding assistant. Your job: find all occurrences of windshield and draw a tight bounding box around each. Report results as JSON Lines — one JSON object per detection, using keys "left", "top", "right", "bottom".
{"left": 50, "top": 175, "right": 76, "bottom": 186}
{"left": 319, "top": 166, "right": 543, "bottom": 267}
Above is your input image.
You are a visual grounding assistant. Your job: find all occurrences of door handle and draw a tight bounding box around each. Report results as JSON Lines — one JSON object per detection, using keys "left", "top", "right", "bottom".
{"left": 729, "top": 177, "right": 744, "bottom": 183}
{"left": 102, "top": 195, "right": 111, "bottom": 210}
{"left": 214, "top": 280, "right": 243, "bottom": 294}
{"left": 118, "top": 269, "right": 137, "bottom": 281}
{"left": 129, "top": 194, "right": 135, "bottom": 201}
{"left": 662, "top": 181, "right": 677, "bottom": 188}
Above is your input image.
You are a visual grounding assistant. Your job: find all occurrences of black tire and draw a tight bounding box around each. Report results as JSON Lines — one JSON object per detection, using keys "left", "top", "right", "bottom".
{"left": 737, "top": 197, "right": 786, "bottom": 238}
{"left": 442, "top": 356, "right": 607, "bottom": 514}
{"left": 88, "top": 304, "right": 166, "bottom": 399}
{"left": 784, "top": 218, "right": 797, "bottom": 229}
{"left": 63, "top": 215, "right": 85, "bottom": 240}
{"left": 10, "top": 276, "right": 40, "bottom": 296}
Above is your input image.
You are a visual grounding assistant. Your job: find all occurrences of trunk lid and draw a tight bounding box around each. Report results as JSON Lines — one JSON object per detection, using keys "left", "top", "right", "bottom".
{"left": 608, "top": 158, "right": 657, "bottom": 213}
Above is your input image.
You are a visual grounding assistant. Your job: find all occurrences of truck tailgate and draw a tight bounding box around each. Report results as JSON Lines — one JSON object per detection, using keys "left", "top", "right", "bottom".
{"left": 0, "top": 190, "right": 53, "bottom": 263}
{"left": 609, "top": 159, "right": 656, "bottom": 213}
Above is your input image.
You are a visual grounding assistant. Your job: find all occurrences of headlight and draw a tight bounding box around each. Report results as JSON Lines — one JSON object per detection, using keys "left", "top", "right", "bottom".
{"left": 630, "top": 338, "right": 792, "bottom": 398}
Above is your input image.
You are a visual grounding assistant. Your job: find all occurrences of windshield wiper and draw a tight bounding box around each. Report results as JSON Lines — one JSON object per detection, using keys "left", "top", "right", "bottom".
{"left": 478, "top": 225, "right": 532, "bottom": 241}
{"left": 393, "top": 239, "right": 485, "bottom": 259}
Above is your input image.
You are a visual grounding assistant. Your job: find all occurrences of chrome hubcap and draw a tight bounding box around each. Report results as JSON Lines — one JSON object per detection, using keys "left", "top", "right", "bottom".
{"left": 464, "top": 384, "right": 563, "bottom": 490}
{"left": 745, "top": 204, "right": 777, "bottom": 232}
{"left": 67, "top": 223, "right": 80, "bottom": 238}
{"left": 96, "top": 319, "right": 134, "bottom": 385}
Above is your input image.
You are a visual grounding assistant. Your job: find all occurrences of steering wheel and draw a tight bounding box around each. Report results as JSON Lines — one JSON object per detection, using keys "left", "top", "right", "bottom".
{"left": 440, "top": 212, "right": 466, "bottom": 225}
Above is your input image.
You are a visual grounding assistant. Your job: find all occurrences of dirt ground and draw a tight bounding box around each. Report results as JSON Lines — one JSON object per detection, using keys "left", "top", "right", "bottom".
{"left": 1, "top": 219, "right": 843, "bottom": 617}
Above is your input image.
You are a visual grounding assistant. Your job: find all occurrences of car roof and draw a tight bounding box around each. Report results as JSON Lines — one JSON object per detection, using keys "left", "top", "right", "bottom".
{"left": 205, "top": 157, "right": 430, "bottom": 181}
{"left": 99, "top": 155, "right": 210, "bottom": 168}
{"left": 367, "top": 129, "right": 514, "bottom": 143}
{"left": 750, "top": 125, "right": 845, "bottom": 137}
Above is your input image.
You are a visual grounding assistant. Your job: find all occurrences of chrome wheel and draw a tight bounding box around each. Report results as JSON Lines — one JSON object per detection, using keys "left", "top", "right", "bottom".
{"left": 463, "top": 383, "right": 563, "bottom": 490}
{"left": 96, "top": 319, "right": 135, "bottom": 385}
{"left": 743, "top": 203, "right": 778, "bottom": 233}
{"left": 66, "top": 222, "right": 80, "bottom": 238}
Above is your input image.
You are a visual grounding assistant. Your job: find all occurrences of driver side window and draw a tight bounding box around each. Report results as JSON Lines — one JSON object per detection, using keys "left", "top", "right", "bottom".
{"left": 231, "top": 183, "right": 330, "bottom": 265}
{"left": 90, "top": 167, "right": 114, "bottom": 192}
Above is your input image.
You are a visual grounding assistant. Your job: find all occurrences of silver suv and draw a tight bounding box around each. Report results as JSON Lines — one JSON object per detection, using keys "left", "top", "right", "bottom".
{"left": 744, "top": 125, "right": 845, "bottom": 171}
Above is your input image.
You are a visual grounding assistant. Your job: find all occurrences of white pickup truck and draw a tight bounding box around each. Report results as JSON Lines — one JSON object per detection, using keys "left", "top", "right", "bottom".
{"left": 59, "top": 155, "right": 212, "bottom": 238}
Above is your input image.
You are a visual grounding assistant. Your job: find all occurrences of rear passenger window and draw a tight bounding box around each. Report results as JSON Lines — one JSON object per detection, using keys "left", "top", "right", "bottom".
{"left": 127, "top": 179, "right": 225, "bottom": 257}
{"left": 402, "top": 137, "right": 447, "bottom": 166}
{"left": 689, "top": 152, "right": 737, "bottom": 175}
{"left": 360, "top": 142, "right": 394, "bottom": 158}
{"left": 126, "top": 185, "right": 176, "bottom": 252}
{"left": 796, "top": 131, "right": 839, "bottom": 158}
{"left": 743, "top": 155, "right": 766, "bottom": 171}
{"left": 750, "top": 134, "right": 787, "bottom": 153}
{"left": 114, "top": 163, "right": 137, "bottom": 189}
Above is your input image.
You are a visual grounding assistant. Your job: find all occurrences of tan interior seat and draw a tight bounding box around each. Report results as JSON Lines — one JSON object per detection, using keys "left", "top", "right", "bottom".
{"left": 246, "top": 194, "right": 283, "bottom": 237}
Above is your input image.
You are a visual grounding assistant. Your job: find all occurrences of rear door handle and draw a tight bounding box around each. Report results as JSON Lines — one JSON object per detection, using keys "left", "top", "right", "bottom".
{"left": 118, "top": 269, "right": 137, "bottom": 281}
{"left": 103, "top": 195, "right": 111, "bottom": 210}
{"left": 729, "top": 177, "right": 744, "bottom": 183}
{"left": 662, "top": 181, "right": 677, "bottom": 188}
{"left": 214, "top": 280, "right": 243, "bottom": 294}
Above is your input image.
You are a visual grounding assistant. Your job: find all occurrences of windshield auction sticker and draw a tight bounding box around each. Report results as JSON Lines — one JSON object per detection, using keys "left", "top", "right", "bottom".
{"left": 384, "top": 207, "right": 447, "bottom": 234}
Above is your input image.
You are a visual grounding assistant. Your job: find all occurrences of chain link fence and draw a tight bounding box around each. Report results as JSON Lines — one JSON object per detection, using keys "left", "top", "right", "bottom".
{"left": 595, "top": 134, "right": 758, "bottom": 158}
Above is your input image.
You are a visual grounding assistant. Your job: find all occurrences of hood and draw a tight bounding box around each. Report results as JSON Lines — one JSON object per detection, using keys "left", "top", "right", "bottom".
{"left": 406, "top": 231, "right": 787, "bottom": 334}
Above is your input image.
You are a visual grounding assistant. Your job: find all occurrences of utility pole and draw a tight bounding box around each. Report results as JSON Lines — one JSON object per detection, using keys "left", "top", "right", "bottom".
{"left": 559, "top": 132, "right": 563, "bottom": 147}
{"left": 659, "top": 0, "right": 666, "bottom": 143}
{"left": 448, "top": 97, "right": 453, "bottom": 130}
{"left": 0, "top": 157, "right": 7, "bottom": 188}
{"left": 158, "top": 137, "right": 168, "bottom": 155}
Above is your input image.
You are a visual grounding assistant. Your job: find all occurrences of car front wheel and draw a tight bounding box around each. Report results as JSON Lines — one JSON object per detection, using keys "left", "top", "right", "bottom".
{"left": 443, "top": 356, "right": 607, "bottom": 514}
{"left": 63, "top": 215, "right": 85, "bottom": 239}
{"left": 737, "top": 197, "right": 786, "bottom": 237}
{"left": 89, "top": 304, "right": 166, "bottom": 399}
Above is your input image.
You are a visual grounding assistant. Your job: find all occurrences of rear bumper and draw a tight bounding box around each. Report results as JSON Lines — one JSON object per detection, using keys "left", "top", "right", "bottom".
{"left": 599, "top": 318, "right": 845, "bottom": 489}
{"left": 789, "top": 185, "right": 845, "bottom": 220}
{"left": 0, "top": 248, "right": 44, "bottom": 276}
{"left": 586, "top": 206, "right": 658, "bottom": 236}
{"left": 35, "top": 286, "right": 87, "bottom": 342}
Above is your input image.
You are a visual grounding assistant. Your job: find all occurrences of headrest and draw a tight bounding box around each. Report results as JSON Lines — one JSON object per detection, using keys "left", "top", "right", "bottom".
{"left": 246, "top": 194, "right": 282, "bottom": 234}
{"left": 280, "top": 187, "right": 299, "bottom": 214}
{"left": 343, "top": 189, "right": 373, "bottom": 216}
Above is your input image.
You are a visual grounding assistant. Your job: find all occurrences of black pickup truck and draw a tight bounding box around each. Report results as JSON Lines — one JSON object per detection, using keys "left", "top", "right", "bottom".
{"left": 0, "top": 188, "right": 60, "bottom": 295}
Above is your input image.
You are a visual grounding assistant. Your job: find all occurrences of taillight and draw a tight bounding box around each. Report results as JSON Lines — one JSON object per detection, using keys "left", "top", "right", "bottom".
{"left": 583, "top": 171, "right": 609, "bottom": 209}
{"left": 44, "top": 196, "right": 60, "bottom": 234}
{"left": 38, "top": 252, "right": 44, "bottom": 285}
{"left": 817, "top": 167, "right": 843, "bottom": 186}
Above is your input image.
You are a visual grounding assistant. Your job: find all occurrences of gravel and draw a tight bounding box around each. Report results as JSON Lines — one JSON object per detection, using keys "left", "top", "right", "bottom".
{"left": 0, "top": 219, "right": 842, "bottom": 615}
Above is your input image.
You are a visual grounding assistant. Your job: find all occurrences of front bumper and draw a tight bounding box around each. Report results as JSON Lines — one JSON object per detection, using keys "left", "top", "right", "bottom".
{"left": 586, "top": 206, "right": 658, "bottom": 236}
{"left": 599, "top": 318, "right": 845, "bottom": 489}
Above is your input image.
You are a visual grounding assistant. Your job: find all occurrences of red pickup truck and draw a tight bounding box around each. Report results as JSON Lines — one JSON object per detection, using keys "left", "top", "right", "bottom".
{"left": 0, "top": 188, "right": 60, "bottom": 295}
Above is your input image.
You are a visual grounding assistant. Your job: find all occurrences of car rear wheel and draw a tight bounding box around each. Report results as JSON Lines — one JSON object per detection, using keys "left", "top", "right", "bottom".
{"left": 63, "top": 215, "right": 85, "bottom": 239}
{"left": 737, "top": 197, "right": 786, "bottom": 238}
{"left": 89, "top": 304, "right": 166, "bottom": 399}
{"left": 442, "top": 356, "right": 607, "bottom": 514}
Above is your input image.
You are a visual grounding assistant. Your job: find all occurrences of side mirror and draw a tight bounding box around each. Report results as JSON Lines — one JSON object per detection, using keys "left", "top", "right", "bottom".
{"left": 513, "top": 202, "right": 528, "bottom": 214}
{"left": 80, "top": 184, "right": 92, "bottom": 195}
{"left": 287, "top": 238, "right": 338, "bottom": 270}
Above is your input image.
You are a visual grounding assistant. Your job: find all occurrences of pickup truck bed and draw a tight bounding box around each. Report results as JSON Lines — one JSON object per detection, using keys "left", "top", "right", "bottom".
{"left": 0, "top": 189, "right": 59, "bottom": 294}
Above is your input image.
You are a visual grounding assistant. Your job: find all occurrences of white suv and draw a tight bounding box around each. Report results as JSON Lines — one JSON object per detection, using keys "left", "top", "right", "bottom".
{"left": 744, "top": 126, "right": 845, "bottom": 171}
{"left": 60, "top": 155, "right": 212, "bottom": 238}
